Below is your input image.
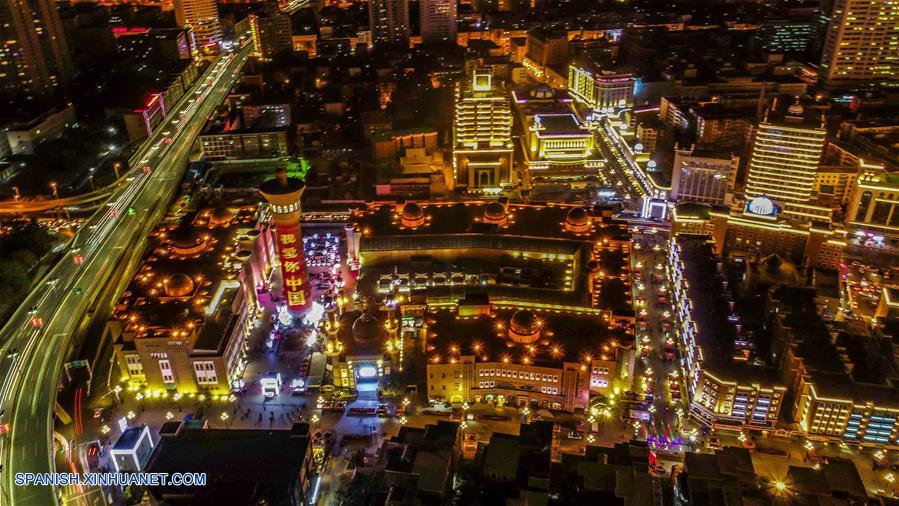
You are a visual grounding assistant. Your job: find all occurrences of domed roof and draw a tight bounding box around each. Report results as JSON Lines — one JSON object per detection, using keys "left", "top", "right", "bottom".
{"left": 747, "top": 196, "right": 776, "bottom": 216}
{"left": 170, "top": 225, "right": 203, "bottom": 250}
{"left": 401, "top": 202, "right": 423, "bottom": 221}
{"left": 566, "top": 207, "right": 590, "bottom": 226}
{"left": 484, "top": 201, "right": 507, "bottom": 221}
{"left": 209, "top": 207, "right": 233, "bottom": 226}
{"left": 586, "top": 259, "right": 602, "bottom": 273}
{"left": 510, "top": 310, "right": 540, "bottom": 336}
{"left": 164, "top": 273, "right": 195, "bottom": 297}
{"left": 351, "top": 313, "right": 382, "bottom": 348}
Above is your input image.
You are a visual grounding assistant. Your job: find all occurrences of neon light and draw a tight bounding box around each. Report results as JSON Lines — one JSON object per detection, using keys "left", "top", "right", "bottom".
{"left": 358, "top": 366, "right": 377, "bottom": 378}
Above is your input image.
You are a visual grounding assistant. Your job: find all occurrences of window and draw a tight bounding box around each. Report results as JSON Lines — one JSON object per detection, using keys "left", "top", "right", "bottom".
{"left": 125, "top": 354, "right": 143, "bottom": 376}
{"left": 159, "top": 360, "right": 174, "bottom": 384}
{"left": 193, "top": 361, "right": 218, "bottom": 385}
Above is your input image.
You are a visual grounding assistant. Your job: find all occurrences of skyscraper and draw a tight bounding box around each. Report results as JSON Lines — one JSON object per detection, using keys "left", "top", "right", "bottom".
{"left": 819, "top": 0, "right": 899, "bottom": 86}
{"left": 745, "top": 102, "right": 826, "bottom": 208}
{"left": 420, "top": 0, "right": 456, "bottom": 43}
{"left": 0, "top": 0, "right": 72, "bottom": 101}
{"left": 452, "top": 70, "right": 514, "bottom": 192}
{"left": 369, "top": 0, "right": 410, "bottom": 45}
{"left": 174, "top": 0, "right": 223, "bottom": 53}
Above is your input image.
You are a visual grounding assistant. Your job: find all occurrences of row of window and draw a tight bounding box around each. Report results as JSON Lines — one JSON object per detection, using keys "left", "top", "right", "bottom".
{"left": 479, "top": 369, "right": 559, "bottom": 383}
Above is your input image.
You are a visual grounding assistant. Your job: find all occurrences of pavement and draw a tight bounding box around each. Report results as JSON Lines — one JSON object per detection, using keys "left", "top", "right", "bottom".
{"left": 0, "top": 43, "right": 254, "bottom": 506}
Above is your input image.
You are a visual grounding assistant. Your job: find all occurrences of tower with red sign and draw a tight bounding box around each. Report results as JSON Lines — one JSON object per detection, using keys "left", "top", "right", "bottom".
{"left": 259, "top": 168, "right": 312, "bottom": 313}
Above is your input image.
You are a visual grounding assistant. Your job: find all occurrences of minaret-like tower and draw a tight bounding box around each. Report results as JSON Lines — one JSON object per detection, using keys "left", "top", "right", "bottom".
{"left": 259, "top": 168, "right": 312, "bottom": 313}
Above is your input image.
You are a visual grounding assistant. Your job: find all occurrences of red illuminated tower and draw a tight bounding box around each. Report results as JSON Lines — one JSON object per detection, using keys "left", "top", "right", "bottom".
{"left": 259, "top": 168, "right": 312, "bottom": 313}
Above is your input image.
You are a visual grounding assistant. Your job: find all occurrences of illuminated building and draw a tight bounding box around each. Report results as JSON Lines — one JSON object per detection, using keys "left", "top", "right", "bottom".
{"left": 845, "top": 163, "right": 899, "bottom": 253}
{"left": 199, "top": 128, "right": 290, "bottom": 158}
{"left": 774, "top": 287, "right": 899, "bottom": 446}
{"left": 523, "top": 30, "right": 567, "bottom": 83}
{"left": 1, "top": 105, "right": 75, "bottom": 155}
{"left": 745, "top": 102, "right": 826, "bottom": 209}
{"left": 419, "top": 0, "right": 456, "bottom": 43}
{"left": 814, "top": 165, "right": 859, "bottom": 207}
{"left": 670, "top": 147, "right": 738, "bottom": 206}
{"left": 511, "top": 85, "right": 603, "bottom": 185}
{"left": 669, "top": 237, "right": 785, "bottom": 430}
{"left": 369, "top": 0, "right": 410, "bottom": 45}
{"left": 0, "top": 0, "right": 72, "bottom": 101}
{"left": 567, "top": 62, "right": 635, "bottom": 110}
{"left": 111, "top": 206, "right": 277, "bottom": 394}
{"left": 348, "top": 200, "right": 636, "bottom": 411}
{"left": 819, "top": 0, "right": 899, "bottom": 86}
{"left": 174, "top": 0, "right": 222, "bottom": 52}
{"left": 452, "top": 70, "right": 514, "bottom": 193}
{"left": 756, "top": 19, "right": 817, "bottom": 54}
{"left": 259, "top": 169, "right": 313, "bottom": 313}
{"left": 704, "top": 198, "right": 845, "bottom": 269}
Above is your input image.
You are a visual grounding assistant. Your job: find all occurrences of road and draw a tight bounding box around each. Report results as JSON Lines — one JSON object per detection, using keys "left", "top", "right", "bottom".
{"left": 0, "top": 41, "right": 253, "bottom": 506}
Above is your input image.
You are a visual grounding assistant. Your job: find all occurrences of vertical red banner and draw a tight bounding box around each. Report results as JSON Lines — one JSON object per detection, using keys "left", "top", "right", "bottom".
{"left": 275, "top": 222, "right": 312, "bottom": 312}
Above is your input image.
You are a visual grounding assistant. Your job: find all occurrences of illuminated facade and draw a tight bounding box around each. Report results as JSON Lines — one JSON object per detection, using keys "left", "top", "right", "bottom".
{"left": 453, "top": 71, "right": 514, "bottom": 193}
{"left": 819, "top": 0, "right": 899, "bottom": 86}
{"left": 845, "top": 163, "right": 899, "bottom": 253}
{"left": 512, "top": 86, "right": 604, "bottom": 183}
{"left": 744, "top": 104, "right": 826, "bottom": 208}
{"left": 0, "top": 0, "right": 72, "bottom": 100}
{"left": 174, "top": 0, "right": 222, "bottom": 52}
{"left": 567, "top": 63, "right": 635, "bottom": 110}
{"left": 774, "top": 288, "right": 899, "bottom": 446}
{"left": 349, "top": 200, "right": 636, "bottom": 412}
{"left": 259, "top": 169, "right": 313, "bottom": 313}
{"left": 110, "top": 206, "right": 277, "bottom": 394}
{"left": 670, "top": 148, "right": 738, "bottom": 206}
{"left": 669, "top": 237, "right": 785, "bottom": 430}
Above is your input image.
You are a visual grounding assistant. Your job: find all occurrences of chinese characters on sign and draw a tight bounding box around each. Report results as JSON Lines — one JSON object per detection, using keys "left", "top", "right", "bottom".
{"left": 275, "top": 223, "right": 312, "bottom": 312}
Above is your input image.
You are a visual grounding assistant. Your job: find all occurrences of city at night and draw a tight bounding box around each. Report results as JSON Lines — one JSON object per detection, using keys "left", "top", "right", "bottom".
{"left": 0, "top": 0, "right": 898, "bottom": 502}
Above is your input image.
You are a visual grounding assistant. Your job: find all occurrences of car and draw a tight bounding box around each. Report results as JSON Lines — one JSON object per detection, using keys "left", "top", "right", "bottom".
{"left": 72, "top": 287, "right": 84, "bottom": 295}
{"left": 6, "top": 348, "right": 18, "bottom": 358}
{"left": 28, "top": 305, "right": 39, "bottom": 315}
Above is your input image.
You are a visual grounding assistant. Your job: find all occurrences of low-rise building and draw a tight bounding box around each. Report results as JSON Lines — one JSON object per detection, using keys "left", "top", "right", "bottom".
{"left": 567, "top": 60, "right": 635, "bottom": 110}
{"left": 110, "top": 205, "right": 277, "bottom": 394}
{"left": 669, "top": 236, "right": 785, "bottom": 430}
{"left": 511, "top": 85, "right": 603, "bottom": 186}
{"left": 845, "top": 163, "right": 899, "bottom": 255}
{"left": 775, "top": 287, "right": 899, "bottom": 446}
{"left": 145, "top": 421, "right": 314, "bottom": 505}
{"left": 1, "top": 105, "right": 75, "bottom": 155}
{"left": 670, "top": 147, "right": 738, "bottom": 206}
{"left": 346, "top": 200, "right": 636, "bottom": 411}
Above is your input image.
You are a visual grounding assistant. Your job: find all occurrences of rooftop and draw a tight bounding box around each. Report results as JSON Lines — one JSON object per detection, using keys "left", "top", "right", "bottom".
{"left": 425, "top": 304, "right": 629, "bottom": 368}
{"left": 534, "top": 113, "right": 590, "bottom": 137}
{"left": 676, "top": 236, "right": 781, "bottom": 384}
{"left": 145, "top": 422, "right": 310, "bottom": 506}
{"left": 112, "top": 205, "right": 259, "bottom": 354}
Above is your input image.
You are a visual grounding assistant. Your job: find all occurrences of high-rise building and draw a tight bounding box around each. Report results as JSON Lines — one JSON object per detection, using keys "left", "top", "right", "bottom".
{"left": 819, "top": 0, "right": 899, "bottom": 86}
{"left": 174, "top": 0, "right": 222, "bottom": 53}
{"left": 745, "top": 102, "right": 826, "bottom": 208}
{"left": 452, "top": 70, "right": 514, "bottom": 192}
{"left": 419, "top": 0, "right": 456, "bottom": 43}
{"left": 670, "top": 147, "right": 738, "bottom": 206}
{"left": 369, "top": 0, "right": 410, "bottom": 45}
{"left": 0, "top": 0, "right": 72, "bottom": 101}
